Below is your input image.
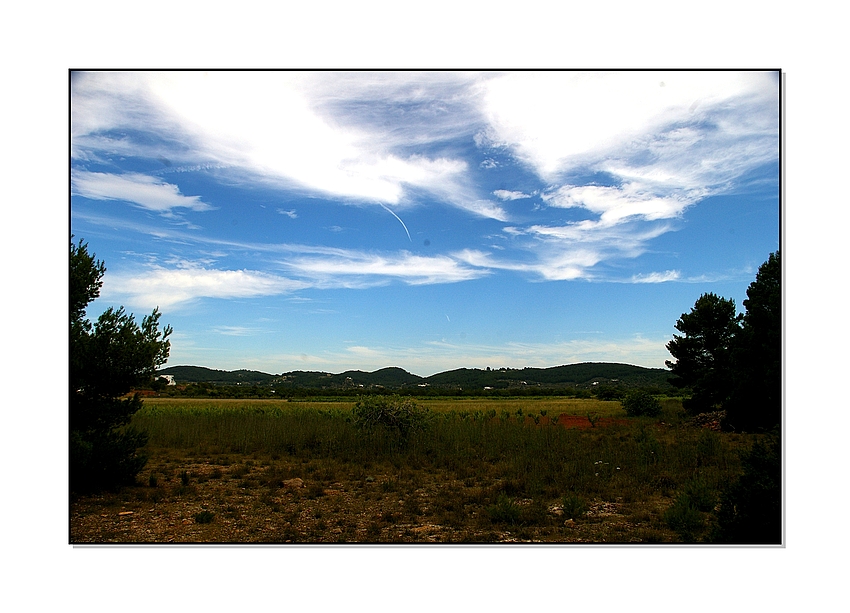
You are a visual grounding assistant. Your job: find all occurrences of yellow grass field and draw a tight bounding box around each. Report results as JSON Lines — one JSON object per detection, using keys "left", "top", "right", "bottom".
{"left": 141, "top": 396, "right": 627, "bottom": 418}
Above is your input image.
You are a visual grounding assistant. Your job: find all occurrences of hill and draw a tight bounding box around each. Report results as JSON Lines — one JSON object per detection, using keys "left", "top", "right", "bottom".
{"left": 157, "top": 365, "right": 276, "bottom": 384}
{"left": 159, "top": 362, "right": 671, "bottom": 391}
{"left": 422, "top": 363, "right": 670, "bottom": 390}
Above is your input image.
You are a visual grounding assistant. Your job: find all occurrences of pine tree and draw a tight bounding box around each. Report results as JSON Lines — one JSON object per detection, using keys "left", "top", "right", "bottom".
{"left": 70, "top": 238, "right": 172, "bottom": 493}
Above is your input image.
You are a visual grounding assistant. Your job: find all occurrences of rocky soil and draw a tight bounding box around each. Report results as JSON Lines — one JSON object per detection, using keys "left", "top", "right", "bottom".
{"left": 70, "top": 449, "right": 675, "bottom": 544}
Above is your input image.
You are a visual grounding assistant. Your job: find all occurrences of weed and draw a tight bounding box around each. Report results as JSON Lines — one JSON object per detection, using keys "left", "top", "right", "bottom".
{"left": 487, "top": 494, "right": 521, "bottom": 525}
{"left": 663, "top": 497, "right": 704, "bottom": 542}
{"left": 306, "top": 484, "right": 325, "bottom": 499}
{"left": 561, "top": 493, "right": 589, "bottom": 519}
{"left": 681, "top": 475, "right": 716, "bottom": 512}
{"left": 194, "top": 510, "right": 215, "bottom": 524}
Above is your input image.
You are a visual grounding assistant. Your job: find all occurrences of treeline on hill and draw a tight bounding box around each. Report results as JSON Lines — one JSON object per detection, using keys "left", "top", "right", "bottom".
{"left": 153, "top": 362, "right": 674, "bottom": 399}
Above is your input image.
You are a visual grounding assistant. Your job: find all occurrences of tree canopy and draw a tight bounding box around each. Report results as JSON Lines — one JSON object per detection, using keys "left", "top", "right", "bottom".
{"left": 70, "top": 237, "right": 172, "bottom": 493}
{"left": 666, "top": 251, "right": 781, "bottom": 431}
{"left": 725, "top": 251, "right": 782, "bottom": 431}
{"left": 666, "top": 293, "right": 741, "bottom": 415}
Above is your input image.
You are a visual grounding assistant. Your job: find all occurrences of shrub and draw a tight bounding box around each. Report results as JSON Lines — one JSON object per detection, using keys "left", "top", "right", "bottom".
{"left": 622, "top": 390, "right": 662, "bottom": 417}
{"left": 352, "top": 395, "right": 432, "bottom": 439}
{"left": 194, "top": 510, "right": 215, "bottom": 524}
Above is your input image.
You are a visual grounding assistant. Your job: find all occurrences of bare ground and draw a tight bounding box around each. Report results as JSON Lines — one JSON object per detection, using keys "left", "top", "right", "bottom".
{"left": 70, "top": 448, "right": 678, "bottom": 544}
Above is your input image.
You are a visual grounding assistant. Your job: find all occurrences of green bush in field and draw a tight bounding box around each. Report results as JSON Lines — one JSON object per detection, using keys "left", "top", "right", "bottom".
{"left": 352, "top": 395, "right": 432, "bottom": 439}
{"left": 622, "top": 390, "right": 662, "bottom": 417}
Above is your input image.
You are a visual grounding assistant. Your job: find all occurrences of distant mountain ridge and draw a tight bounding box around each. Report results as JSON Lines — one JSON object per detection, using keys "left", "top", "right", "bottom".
{"left": 158, "top": 362, "right": 671, "bottom": 390}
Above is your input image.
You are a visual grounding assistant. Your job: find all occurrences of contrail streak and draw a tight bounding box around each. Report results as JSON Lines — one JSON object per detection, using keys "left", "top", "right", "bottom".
{"left": 379, "top": 203, "right": 412, "bottom": 242}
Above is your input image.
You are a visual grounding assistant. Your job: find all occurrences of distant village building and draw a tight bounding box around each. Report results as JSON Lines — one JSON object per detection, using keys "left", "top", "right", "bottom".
{"left": 160, "top": 374, "right": 176, "bottom": 386}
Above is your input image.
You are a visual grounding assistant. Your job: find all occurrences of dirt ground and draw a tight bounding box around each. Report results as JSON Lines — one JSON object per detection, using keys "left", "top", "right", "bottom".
{"left": 70, "top": 448, "right": 674, "bottom": 544}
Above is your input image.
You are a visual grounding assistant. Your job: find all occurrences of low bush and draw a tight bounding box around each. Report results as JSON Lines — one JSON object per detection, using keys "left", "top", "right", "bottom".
{"left": 352, "top": 395, "right": 432, "bottom": 439}
{"left": 622, "top": 390, "right": 662, "bottom": 417}
{"left": 194, "top": 510, "right": 215, "bottom": 524}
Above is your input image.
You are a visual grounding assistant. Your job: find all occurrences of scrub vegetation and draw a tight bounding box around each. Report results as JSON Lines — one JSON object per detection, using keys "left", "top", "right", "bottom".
{"left": 70, "top": 395, "right": 775, "bottom": 544}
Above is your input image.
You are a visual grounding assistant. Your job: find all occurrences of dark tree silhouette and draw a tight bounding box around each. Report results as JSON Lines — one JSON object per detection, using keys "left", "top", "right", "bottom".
{"left": 666, "top": 293, "right": 741, "bottom": 415}
{"left": 70, "top": 238, "right": 172, "bottom": 493}
{"left": 725, "top": 251, "right": 782, "bottom": 431}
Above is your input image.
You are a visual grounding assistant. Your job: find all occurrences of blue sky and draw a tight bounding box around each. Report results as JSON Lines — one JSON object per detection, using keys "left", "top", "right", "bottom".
{"left": 70, "top": 70, "right": 779, "bottom": 376}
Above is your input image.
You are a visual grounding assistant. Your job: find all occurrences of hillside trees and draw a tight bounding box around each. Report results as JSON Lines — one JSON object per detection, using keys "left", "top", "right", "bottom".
{"left": 70, "top": 238, "right": 172, "bottom": 493}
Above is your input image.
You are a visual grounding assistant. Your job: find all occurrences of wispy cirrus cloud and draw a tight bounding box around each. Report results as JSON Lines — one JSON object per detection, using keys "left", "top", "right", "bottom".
{"left": 72, "top": 71, "right": 507, "bottom": 220}
{"left": 284, "top": 250, "right": 488, "bottom": 287}
{"left": 541, "top": 183, "right": 697, "bottom": 225}
{"left": 211, "top": 325, "right": 264, "bottom": 336}
{"left": 629, "top": 270, "right": 681, "bottom": 283}
{"left": 72, "top": 71, "right": 778, "bottom": 291}
{"left": 473, "top": 71, "right": 778, "bottom": 280}
{"left": 458, "top": 216, "right": 675, "bottom": 282}
{"left": 71, "top": 171, "right": 214, "bottom": 215}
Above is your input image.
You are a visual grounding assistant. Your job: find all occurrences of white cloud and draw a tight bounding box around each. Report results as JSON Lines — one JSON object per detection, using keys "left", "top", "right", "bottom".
{"left": 479, "top": 71, "right": 778, "bottom": 182}
{"left": 493, "top": 189, "right": 531, "bottom": 201}
{"left": 346, "top": 346, "right": 382, "bottom": 358}
{"left": 470, "top": 71, "right": 779, "bottom": 280}
{"left": 72, "top": 71, "right": 778, "bottom": 285}
{"left": 460, "top": 216, "right": 674, "bottom": 282}
{"left": 212, "top": 325, "right": 263, "bottom": 336}
{"left": 541, "top": 183, "right": 694, "bottom": 225}
{"left": 102, "top": 265, "right": 308, "bottom": 310}
{"left": 285, "top": 250, "right": 488, "bottom": 286}
{"left": 72, "top": 171, "right": 213, "bottom": 214}
{"left": 630, "top": 270, "right": 681, "bottom": 283}
{"left": 72, "top": 71, "right": 505, "bottom": 219}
